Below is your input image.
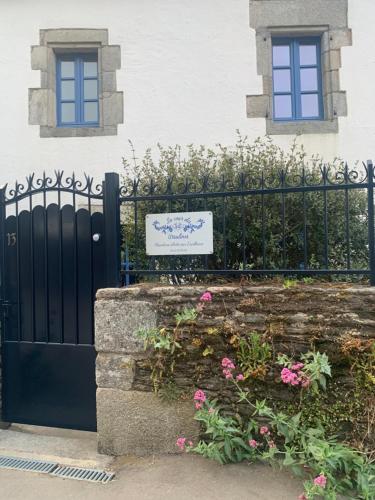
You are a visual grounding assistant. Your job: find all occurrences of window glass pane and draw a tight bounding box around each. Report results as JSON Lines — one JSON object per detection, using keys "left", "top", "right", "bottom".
{"left": 61, "top": 103, "right": 75, "bottom": 123}
{"left": 273, "top": 69, "right": 291, "bottom": 92}
{"left": 301, "top": 94, "right": 319, "bottom": 118}
{"left": 84, "top": 61, "right": 98, "bottom": 77}
{"left": 272, "top": 45, "right": 290, "bottom": 66}
{"left": 274, "top": 95, "right": 292, "bottom": 119}
{"left": 84, "top": 102, "right": 98, "bottom": 122}
{"left": 61, "top": 80, "right": 75, "bottom": 100}
{"left": 300, "top": 68, "right": 318, "bottom": 92}
{"left": 84, "top": 80, "right": 98, "bottom": 100}
{"left": 60, "top": 61, "right": 75, "bottom": 78}
{"left": 299, "top": 45, "right": 317, "bottom": 65}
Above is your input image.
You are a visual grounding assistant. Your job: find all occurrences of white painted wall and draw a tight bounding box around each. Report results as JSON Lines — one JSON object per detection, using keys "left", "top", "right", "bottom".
{"left": 0, "top": 0, "right": 374, "bottom": 187}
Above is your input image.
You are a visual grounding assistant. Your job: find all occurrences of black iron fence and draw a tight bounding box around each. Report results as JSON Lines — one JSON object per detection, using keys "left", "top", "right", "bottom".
{"left": 2, "top": 161, "right": 375, "bottom": 286}
{"left": 119, "top": 160, "right": 375, "bottom": 285}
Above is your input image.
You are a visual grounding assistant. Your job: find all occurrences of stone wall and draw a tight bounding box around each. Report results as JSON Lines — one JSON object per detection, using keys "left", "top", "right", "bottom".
{"left": 95, "top": 284, "right": 375, "bottom": 456}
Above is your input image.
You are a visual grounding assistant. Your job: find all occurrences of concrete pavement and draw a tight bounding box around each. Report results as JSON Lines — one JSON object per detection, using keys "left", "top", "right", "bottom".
{"left": 0, "top": 455, "right": 302, "bottom": 500}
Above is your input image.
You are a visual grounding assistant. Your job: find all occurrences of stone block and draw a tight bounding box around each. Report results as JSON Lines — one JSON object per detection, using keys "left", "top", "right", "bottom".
{"left": 97, "top": 389, "right": 199, "bottom": 456}
{"left": 246, "top": 94, "right": 269, "bottom": 118}
{"left": 332, "top": 91, "right": 347, "bottom": 117}
{"left": 95, "top": 299, "right": 157, "bottom": 354}
{"left": 255, "top": 32, "right": 271, "bottom": 75}
{"left": 101, "top": 46, "right": 121, "bottom": 71}
{"left": 28, "top": 88, "right": 49, "bottom": 125}
{"left": 250, "top": 1, "right": 348, "bottom": 30}
{"left": 40, "top": 29, "right": 108, "bottom": 45}
{"left": 103, "top": 91, "right": 123, "bottom": 126}
{"left": 31, "top": 46, "right": 48, "bottom": 71}
{"left": 102, "top": 71, "right": 117, "bottom": 93}
{"left": 96, "top": 353, "right": 135, "bottom": 390}
{"left": 322, "top": 50, "right": 342, "bottom": 73}
{"left": 329, "top": 29, "right": 352, "bottom": 50}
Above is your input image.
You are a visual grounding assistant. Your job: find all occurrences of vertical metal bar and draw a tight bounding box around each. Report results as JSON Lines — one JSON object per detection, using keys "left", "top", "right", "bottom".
{"left": 344, "top": 165, "right": 351, "bottom": 269}
{"left": 134, "top": 200, "right": 138, "bottom": 272}
{"left": 29, "top": 193, "right": 35, "bottom": 342}
{"left": 203, "top": 194, "right": 208, "bottom": 269}
{"left": 103, "top": 173, "right": 121, "bottom": 287}
{"left": 281, "top": 171, "right": 286, "bottom": 269}
{"left": 15, "top": 196, "right": 21, "bottom": 341}
{"left": 223, "top": 194, "right": 227, "bottom": 269}
{"left": 241, "top": 174, "right": 246, "bottom": 269}
{"left": 261, "top": 173, "right": 266, "bottom": 269}
{"left": 43, "top": 180, "right": 50, "bottom": 342}
{"left": 58, "top": 185, "right": 64, "bottom": 343}
{"left": 302, "top": 190, "right": 308, "bottom": 269}
{"left": 73, "top": 180, "right": 79, "bottom": 344}
{"left": 367, "top": 160, "right": 375, "bottom": 285}
{"left": 323, "top": 166, "right": 329, "bottom": 269}
{"left": 88, "top": 191, "right": 94, "bottom": 344}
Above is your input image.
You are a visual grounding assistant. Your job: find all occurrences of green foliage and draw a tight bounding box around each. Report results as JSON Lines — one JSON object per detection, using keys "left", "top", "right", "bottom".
{"left": 283, "top": 278, "right": 298, "bottom": 288}
{"left": 175, "top": 307, "right": 198, "bottom": 326}
{"left": 192, "top": 401, "right": 259, "bottom": 464}
{"left": 191, "top": 379, "right": 375, "bottom": 499}
{"left": 302, "top": 352, "right": 332, "bottom": 392}
{"left": 236, "top": 332, "right": 272, "bottom": 379}
{"left": 137, "top": 327, "right": 181, "bottom": 353}
{"left": 122, "top": 135, "right": 369, "bottom": 278}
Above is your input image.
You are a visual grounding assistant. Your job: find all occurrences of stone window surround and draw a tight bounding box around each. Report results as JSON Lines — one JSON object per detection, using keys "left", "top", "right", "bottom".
{"left": 247, "top": 0, "right": 352, "bottom": 135}
{"left": 29, "top": 29, "right": 123, "bottom": 138}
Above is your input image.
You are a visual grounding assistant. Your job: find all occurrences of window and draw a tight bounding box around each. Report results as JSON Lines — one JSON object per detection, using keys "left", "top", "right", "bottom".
{"left": 56, "top": 53, "right": 99, "bottom": 127}
{"left": 272, "top": 38, "right": 323, "bottom": 121}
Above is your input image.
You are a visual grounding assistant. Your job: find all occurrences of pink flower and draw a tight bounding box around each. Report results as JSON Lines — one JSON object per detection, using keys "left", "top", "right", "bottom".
{"left": 195, "top": 402, "right": 202, "bottom": 410}
{"left": 281, "top": 367, "right": 299, "bottom": 386}
{"left": 298, "top": 495, "right": 307, "bottom": 500}
{"left": 193, "top": 389, "right": 206, "bottom": 402}
{"left": 200, "top": 292, "right": 212, "bottom": 302}
{"left": 291, "top": 362, "right": 304, "bottom": 371}
{"left": 188, "top": 441, "right": 193, "bottom": 447}
{"left": 236, "top": 374, "right": 245, "bottom": 381}
{"left": 221, "top": 358, "right": 235, "bottom": 370}
{"left": 313, "top": 474, "right": 327, "bottom": 488}
{"left": 176, "top": 437, "right": 186, "bottom": 450}
{"left": 268, "top": 440, "right": 276, "bottom": 448}
{"left": 223, "top": 369, "right": 233, "bottom": 379}
{"left": 260, "top": 426, "right": 270, "bottom": 435}
{"left": 248, "top": 439, "right": 258, "bottom": 448}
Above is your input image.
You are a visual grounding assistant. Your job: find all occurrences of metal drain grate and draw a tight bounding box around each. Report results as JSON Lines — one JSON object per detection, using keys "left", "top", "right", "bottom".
{"left": 51, "top": 466, "right": 114, "bottom": 483}
{"left": 0, "top": 455, "right": 58, "bottom": 474}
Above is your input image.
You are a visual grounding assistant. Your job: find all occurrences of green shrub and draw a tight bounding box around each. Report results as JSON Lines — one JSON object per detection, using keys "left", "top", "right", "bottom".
{"left": 121, "top": 135, "right": 369, "bottom": 279}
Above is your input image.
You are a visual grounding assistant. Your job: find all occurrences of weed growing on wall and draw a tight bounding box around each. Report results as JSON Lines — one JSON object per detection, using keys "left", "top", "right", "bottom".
{"left": 172, "top": 294, "right": 375, "bottom": 500}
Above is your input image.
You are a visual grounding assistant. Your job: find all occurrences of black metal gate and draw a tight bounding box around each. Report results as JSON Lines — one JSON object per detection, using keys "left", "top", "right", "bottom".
{"left": 0, "top": 172, "right": 120, "bottom": 431}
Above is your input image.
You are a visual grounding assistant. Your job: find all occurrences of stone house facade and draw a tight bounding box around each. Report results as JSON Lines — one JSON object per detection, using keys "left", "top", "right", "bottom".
{"left": 0, "top": 0, "right": 373, "bottom": 185}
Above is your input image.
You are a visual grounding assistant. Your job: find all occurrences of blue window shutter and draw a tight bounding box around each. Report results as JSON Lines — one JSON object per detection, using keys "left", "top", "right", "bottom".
{"left": 56, "top": 53, "right": 99, "bottom": 127}
{"left": 272, "top": 37, "right": 323, "bottom": 122}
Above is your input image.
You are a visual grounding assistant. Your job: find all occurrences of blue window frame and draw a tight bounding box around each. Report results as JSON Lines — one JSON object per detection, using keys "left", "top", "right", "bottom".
{"left": 272, "top": 37, "right": 323, "bottom": 121}
{"left": 56, "top": 53, "right": 99, "bottom": 127}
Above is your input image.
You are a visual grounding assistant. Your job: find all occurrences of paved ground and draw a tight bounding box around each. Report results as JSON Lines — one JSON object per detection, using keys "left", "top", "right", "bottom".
{"left": 0, "top": 424, "right": 302, "bottom": 499}
{"left": 0, "top": 455, "right": 302, "bottom": 500}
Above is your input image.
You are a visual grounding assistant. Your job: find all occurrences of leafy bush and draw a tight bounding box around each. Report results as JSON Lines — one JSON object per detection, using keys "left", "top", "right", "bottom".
{"left": 178, "top": 357, "right": 375, "bottom": 500}
{"left": 122, "top": 135, "right": 369, "bottom": 278}
{"left": 166, "top": 293, "right": 375, "bottom": 499}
